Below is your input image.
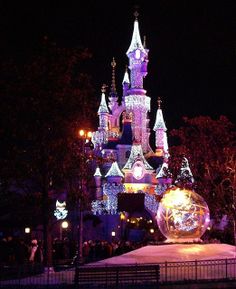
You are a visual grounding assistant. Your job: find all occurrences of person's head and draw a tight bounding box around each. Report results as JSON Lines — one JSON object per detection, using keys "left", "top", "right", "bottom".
{"left": 31, "top": 239, "right": 37, "bottom": 245}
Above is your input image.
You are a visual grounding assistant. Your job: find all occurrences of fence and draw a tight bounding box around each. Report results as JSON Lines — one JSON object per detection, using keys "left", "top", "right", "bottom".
{"left": 159, "top": 258, "right": 236, "bottom": 283}
{"left": 0, "top": 258, "right": 236, "bottom": 288}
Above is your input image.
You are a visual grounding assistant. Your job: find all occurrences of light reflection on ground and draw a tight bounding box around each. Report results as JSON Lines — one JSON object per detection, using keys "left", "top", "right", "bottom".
{"left": 89, "top": 243, "right": 236, "bottom": 265}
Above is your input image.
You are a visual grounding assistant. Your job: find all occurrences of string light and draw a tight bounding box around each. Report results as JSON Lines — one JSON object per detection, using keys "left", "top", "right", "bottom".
{"left": 54, "top": 200, "right": 68, "bottom": 220}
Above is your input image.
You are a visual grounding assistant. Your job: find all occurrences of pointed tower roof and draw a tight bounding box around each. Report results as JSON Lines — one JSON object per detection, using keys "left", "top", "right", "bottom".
{"left": 123, "top": 143, "right": 153, "bottom": 170}
{"left": 175, "top": 156, "right": 194, "bottom": 184}
{"left": 122, "top": 66, "right": 130, "bottom": 84}
{"left": 156, "top": 162, "right": 168, "bottom": 178}
{"left": 98, "top": 84, "right": 109, "bottom": 114}
{"left": 153, "top": 97, "right": 167, "bottom": 131}
{"left": 105, "top": 161, "right": 124, "bottom": 178}
{"left": 126, "top": 12, "right": 147, "bottom": 56}
{"left": 94, "top": 167, "right": 102, "bottom": 177}
{"left": 109, "top": 57, "right": 118, "bottom": 98}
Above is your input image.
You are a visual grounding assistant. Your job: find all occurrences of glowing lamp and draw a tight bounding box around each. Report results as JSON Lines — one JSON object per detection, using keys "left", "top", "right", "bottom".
{"left": 111, "top": 231, "right": 116, "bottom": 237}
{"left": 120, "top": 212, "right": 126, "bottom": 220}
{"left": 25, "top": 227, "right": 30, "bottom": 234}
{"left": 61, "top": 221, "right": 69, "bottom": 229}
{"left": 79, "top": 129, "right": 85, "bottom": 137}
{"left": 156, "top": 187, "right": 210, "bottom": 243}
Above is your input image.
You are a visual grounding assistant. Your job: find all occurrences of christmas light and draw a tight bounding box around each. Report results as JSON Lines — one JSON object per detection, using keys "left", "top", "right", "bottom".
{"left": 98, "top": 93, "right": 110, "bottom": 114}
{"left": 126, "top": 19, "right": 147, "bottom": 56}
{"left": 94, "top": 167, "right": 102, "bottom": 177}
{"left": 54, "top": 200, "right": 68, "bottom": 220}
{"left": 123, "top": 144, "right": 153, "bottom": 170}
{"left": 125, "top": 95, "right": 150, "bottom": 111}
{"left": 175, "top": 157, "right": 194, "bottom": 185}
{"left": 145, "top": 193, "right": 159, "bottom": 214}
{"left": 105, "top": 161, "right": 124, "bottom": 177}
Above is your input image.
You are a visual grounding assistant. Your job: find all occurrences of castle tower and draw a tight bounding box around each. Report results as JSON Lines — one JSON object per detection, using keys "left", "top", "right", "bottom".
{"left": 153, "top": 97, "right": 169, "bottom": 158}
{"left": 98, "top": 84, "right": 110, "bottom": 131}
{"left": 108, "top": 58, "right": 123, "bottom": 138}
{"left": 91, "top": 85, "right": 110, "bottom": 148}
{"left": 125, "top": 12, "right": 151, "bottom": 153}
{"left": 122, "top": 66, "right": 130, "bottom": 99}
{"left": 94, "top": 167, "right": 103, "bottom": 199}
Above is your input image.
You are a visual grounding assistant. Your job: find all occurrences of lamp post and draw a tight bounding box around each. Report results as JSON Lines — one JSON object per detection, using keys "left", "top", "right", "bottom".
{"left": 120, "top": 212, "right": 126, "bottom": 240}
{"left": 60, "top": 221, "right": 69, "bottom": 240}
{"left": 76, "top": 129, "right": 92, "bottom": 266}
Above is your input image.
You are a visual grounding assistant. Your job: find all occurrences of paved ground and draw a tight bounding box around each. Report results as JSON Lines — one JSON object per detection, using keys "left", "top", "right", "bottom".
{"left": 88, "top": 243, "right": 236, "bottom": 265}
{"left": 1, "top": 243, "right": 236, "bottom": 287}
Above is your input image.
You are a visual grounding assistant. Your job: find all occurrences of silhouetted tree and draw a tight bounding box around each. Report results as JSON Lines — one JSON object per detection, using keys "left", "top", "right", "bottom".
{"left": 0, "top": 37, "right": 97, "bottom": 265}
{"left": 168, "top": 116, "right": 236, "bottom": 242}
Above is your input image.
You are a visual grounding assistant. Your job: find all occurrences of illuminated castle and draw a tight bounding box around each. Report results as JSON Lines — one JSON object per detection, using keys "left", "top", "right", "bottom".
{"left": 90, "top": 13, "right": 172, "bottom": 219}
{"left": 86, "top": 12, "right": 210, "bottom": 244}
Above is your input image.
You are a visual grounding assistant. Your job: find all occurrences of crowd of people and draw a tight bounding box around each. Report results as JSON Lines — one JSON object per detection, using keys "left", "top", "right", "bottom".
{"left": 0, "top": 236, "right": 43, "bottom": 265}
{"left": 54, "top": 238, "right": 146, "bottom": 264}
{"left": 0, "top": 236, "right": 146, "bottom": 266}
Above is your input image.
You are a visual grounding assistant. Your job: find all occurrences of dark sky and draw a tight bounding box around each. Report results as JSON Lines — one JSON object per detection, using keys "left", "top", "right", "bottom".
{"left": 1, "top": 1, "right": 235, "bottom": 130}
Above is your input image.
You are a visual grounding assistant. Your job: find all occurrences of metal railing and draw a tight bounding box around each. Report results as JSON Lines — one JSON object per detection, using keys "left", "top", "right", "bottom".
{"left": 1, "top": 257, "right": 236, "bottom": 288}
{"left": 159, "top": 258, "right": 236, "bottom": 283}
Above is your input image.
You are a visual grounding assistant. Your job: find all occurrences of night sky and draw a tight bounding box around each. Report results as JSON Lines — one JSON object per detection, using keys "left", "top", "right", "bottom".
{"left": 1, "top": 1, "right": 235, "bottom": 130}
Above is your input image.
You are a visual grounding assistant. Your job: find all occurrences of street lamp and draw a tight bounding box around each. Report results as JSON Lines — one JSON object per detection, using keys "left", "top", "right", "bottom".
{"left": 150, "top": 228, "right": 154, "bottom": 234}
{"left": 111, "top": 230, "right": 116, "bottom": 242}
{"left": 120, "top": 212, "right": 126, "bottom": 240}
{"left": 25, "top": 227, "right": 31, "bottom": 234}
{"left": 60, "top": 221, "right": 69, "bottom": 240}
{"left": 76, "top": 129, "right": 92, "bottom": 266}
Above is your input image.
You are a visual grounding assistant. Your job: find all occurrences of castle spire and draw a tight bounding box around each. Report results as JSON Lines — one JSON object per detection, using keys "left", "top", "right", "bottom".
{"left": 175, "top": 156, "right": 194, "bottom": 187}
{"left": 122, "top": 65, "right": 130, "bottom": 98}
{"left": 98, "top": 84, "right": 109, "bottom": 114}
{"left": 105, "top": 161, "right": 124, "bottom": 178}
{"left": 108, "top": 58, "right": 118, "bottom": 111}
{"left": 157, "top": 96, "right": 162, "bottom": 109}
{"left": 125, "top": 12, "right": 150, "bottom": 153}
{"left": 110, "top": 57, "right": 117, "bottom": 98}
{"left": 126, "top": 12, "right": 147, "bottom": 56}
{"left": 122, "top": 65, "right": 130, "bottom": 85}
{"left": 153, "top": 97, "right": 169, "bottom": 157}
{"left": 153, "top": 97, "right": 166, "bottom": 130}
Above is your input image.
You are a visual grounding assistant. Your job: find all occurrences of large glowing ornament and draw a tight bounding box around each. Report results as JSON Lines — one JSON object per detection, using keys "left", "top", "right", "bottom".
{"left": 156, "top": 187, "right": 210, "bottom": 243}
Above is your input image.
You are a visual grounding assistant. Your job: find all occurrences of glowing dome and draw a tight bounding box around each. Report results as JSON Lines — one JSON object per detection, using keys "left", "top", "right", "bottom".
{"left": 156, "top": 187, "right": 210, "bottom": 243}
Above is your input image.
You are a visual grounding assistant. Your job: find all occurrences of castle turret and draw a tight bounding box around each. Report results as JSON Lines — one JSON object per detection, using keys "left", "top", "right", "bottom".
{"left": 91, "top": 85, "right": 110, "bottom": 149}
{"left": 94, "top": 167, "right": 103, "bottom": 199}
{"left": 124, "top": 12, "right": 151, "bottom": 153}
{"left": 105, "top": 161, "right": 124, "bottom": 184}
{"left": 126, "top": 12, "right": 148, "bottom": 88}
{"left": 175, "top": 156, "right": 194, "bottom": 188}
{"left": 122, "top": 66, "right": 130, "bottom": 98}
{"left": 153, "top": 97, "right": 169, "bottom": 158}
{"left": 98, "top": 84, "right": 110, "bottom": 131}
